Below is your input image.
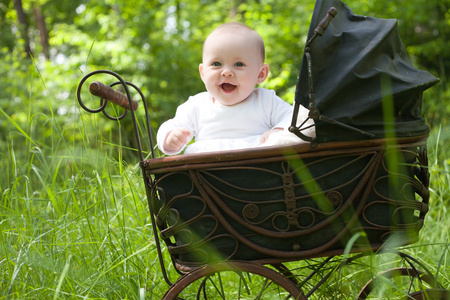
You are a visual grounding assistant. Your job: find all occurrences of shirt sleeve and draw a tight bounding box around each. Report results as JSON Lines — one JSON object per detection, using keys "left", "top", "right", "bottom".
{"left": 156, "top": 97, "right": 197, "bottom": 155}
{"left": 269, "top": 91, "right": 294, "bottom": 130}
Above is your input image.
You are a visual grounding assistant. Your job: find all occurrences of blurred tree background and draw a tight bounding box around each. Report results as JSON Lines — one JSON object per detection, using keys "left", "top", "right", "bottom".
{"left": 1, "top": 0, "right": 448, "bottom": 160}
{"left": 1, "top": 1, "right": 449, "bottom": 298}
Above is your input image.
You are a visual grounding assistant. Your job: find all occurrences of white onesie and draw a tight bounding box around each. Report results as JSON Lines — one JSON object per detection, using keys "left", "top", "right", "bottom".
{"left": 157, "top": 88, "right": 313, "bottom": 154}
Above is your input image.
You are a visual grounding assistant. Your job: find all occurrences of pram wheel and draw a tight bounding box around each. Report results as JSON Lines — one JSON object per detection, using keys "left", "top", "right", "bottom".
{"left": 407, "top": 289, "right": 450, "bottom": 300}
{"left": 357, "top": 267, "right": 449, "bottom": 299}
{"left": 163, "top": 261, "right": 305, "bottom": 299}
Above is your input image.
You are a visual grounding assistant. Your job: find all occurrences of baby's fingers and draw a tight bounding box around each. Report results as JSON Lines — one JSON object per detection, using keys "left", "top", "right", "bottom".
{"left": 176, "top": 128, "right": 191, "bottom": 143}
{"left": 164, "top": 130, "right": 187, "bottom": 152}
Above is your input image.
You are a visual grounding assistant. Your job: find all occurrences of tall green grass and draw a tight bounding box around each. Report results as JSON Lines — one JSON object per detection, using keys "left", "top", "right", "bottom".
{"left": 1, "top": 95, "right": 163, "bottom": 298}
{"left": 1, "top": 71, "right": 449, "bottom": 299}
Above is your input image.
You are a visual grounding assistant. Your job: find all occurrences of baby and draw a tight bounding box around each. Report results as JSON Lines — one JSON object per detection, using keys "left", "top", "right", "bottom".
{"left": 157, "top": 22, "right": 312, "bottom": 155}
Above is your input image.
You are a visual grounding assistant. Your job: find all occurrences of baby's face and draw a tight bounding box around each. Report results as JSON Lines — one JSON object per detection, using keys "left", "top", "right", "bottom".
{"left": 199, "top": 31, "right": 268, "bottom": 106}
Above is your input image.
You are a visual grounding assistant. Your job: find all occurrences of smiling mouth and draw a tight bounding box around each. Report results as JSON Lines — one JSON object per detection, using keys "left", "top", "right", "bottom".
{"left": 221, "top": 83, "right": 237, "bottom": 92}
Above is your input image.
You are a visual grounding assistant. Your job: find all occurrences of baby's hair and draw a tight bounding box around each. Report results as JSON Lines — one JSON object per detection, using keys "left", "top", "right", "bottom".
{"left": 204, "top": 22, "right": 266, "bottom": 62}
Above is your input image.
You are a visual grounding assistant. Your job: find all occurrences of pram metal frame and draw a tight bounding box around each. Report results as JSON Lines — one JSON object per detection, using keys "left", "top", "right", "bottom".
{"left": 75, "top": 2, "right": 449, "bottom": 298}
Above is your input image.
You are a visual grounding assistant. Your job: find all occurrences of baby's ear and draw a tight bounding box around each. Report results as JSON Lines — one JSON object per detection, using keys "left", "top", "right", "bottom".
{"left": 199, "top": 63, "right": 204, "bottom": 80}
{"left": 257, "top": 64, "right": 269, "bottom": 84}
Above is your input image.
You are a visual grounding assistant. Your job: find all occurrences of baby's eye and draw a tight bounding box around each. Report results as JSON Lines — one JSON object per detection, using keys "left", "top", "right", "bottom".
{"left": 235, "top": 62, "right": 244, "bottom": 67}
{"left": 212, "top": 62, "right": 221, "bottom": 67}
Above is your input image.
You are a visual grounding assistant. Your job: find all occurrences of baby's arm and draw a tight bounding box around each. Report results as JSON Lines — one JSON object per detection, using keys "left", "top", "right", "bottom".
{"left": 163, "top": 128, "right": 191, "bottom": 153}
{"left": 260, "top": 128, "right": 283, "bottom": 144}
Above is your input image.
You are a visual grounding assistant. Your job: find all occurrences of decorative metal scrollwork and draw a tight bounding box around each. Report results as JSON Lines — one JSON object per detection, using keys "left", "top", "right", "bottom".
{"left": 76, "top": 69, "right": 155, "bottom": 161}
{"left": 76, "top": 69, "right": 144, "bottom": 120}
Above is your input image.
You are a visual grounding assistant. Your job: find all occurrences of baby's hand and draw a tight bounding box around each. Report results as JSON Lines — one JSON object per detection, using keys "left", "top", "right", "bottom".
{"left": 164, "top": 128, "right": 191, "bottom": 153}
{"left": 260, "top": 128, "right": 283, "bottom": 144}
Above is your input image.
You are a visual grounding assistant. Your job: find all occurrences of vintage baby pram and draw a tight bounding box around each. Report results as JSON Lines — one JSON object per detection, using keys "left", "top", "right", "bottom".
{"left": 76, "top": 0, "right": 449, "bottom": 298}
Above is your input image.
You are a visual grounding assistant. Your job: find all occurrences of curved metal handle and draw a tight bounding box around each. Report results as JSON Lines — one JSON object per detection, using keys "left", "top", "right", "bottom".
{"left": 89, "top": 81, "right": 139, "bottom": 111}
{"left": 76, "top": 69, "right": 155, "bottom": 160}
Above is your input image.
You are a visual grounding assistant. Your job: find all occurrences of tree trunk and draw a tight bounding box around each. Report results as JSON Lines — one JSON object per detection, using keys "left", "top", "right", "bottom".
{"left": 176, "top": 0, "right": 181, "bottom": 33}
{"left": 230, "top": 0, "right": 246, "bottom": 19}
{"left": 32, "top": 2, "right": 50, "bottom": 60}
{"left": 13, "top": 0, "right": 32, "bottom": 57}
{"left": 230, "top": 0, "right": 237, "bottom": 19}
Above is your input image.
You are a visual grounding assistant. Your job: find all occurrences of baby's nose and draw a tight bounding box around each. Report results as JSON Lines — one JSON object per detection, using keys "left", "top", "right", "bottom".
{"left": 221, "top": 68, "right": 234, "bottom": 77}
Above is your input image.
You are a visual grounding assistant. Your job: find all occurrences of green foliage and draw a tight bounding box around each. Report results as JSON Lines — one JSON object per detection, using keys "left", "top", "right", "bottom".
{"left": 1, "top": 0, "right": 449, "bottom": 298}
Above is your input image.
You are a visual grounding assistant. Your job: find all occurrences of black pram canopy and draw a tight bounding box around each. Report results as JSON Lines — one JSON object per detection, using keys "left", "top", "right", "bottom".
{"left": 294, "top": 0, "right": 439, "bottom": 142}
